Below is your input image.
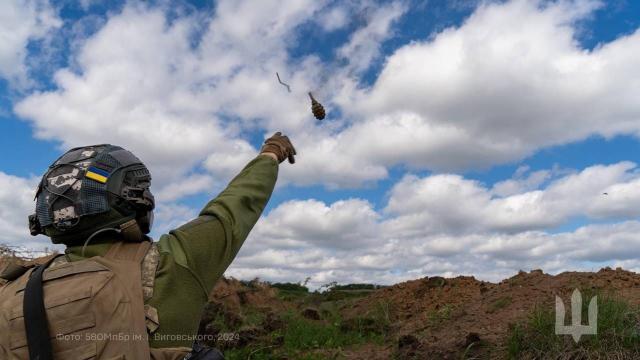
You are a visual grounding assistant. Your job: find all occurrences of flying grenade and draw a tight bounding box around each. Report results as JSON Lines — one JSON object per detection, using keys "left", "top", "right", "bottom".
{"left": 308, "top": 92, "right": 325, "bottom": 120}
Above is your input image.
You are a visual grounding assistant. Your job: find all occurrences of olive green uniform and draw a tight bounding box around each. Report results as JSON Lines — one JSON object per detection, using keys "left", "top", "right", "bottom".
{"left": 64, "top": 155, "right": 278, "bottom": 348}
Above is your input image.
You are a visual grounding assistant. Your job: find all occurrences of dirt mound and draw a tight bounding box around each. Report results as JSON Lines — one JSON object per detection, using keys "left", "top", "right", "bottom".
{"left": 342, "top": 268, "right": 640, "bottom": 359}
{"left": 210, "top": 277, "right": 281, "bottom": 311}
{"left": 199, "top": 277, "right": 289, "bottom": 349}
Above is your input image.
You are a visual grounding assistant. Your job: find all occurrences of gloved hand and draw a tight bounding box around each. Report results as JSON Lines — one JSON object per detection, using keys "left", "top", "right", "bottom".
{"left": 260, "top": 132, "right": 296, "bottom": 164}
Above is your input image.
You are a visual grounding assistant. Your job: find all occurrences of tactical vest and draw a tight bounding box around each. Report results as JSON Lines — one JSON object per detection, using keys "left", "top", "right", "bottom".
{"left": 0, "top": 241, "right": 192, "bottom": 360}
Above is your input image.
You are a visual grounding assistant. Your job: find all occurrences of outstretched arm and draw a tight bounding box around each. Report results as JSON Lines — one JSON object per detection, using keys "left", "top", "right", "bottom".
{"left": 157, "top": 133, "right": 295, "bottom": 294}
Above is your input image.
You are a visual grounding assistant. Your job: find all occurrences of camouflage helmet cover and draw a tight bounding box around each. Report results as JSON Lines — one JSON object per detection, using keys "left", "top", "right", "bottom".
{"left": 30, "top": 144, "right": 155, "bottom": 244}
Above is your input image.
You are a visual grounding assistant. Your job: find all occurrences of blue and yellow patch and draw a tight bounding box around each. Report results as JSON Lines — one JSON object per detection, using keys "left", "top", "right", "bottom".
{"left": 85, "top": 166, "right": 110, "bottom": 183}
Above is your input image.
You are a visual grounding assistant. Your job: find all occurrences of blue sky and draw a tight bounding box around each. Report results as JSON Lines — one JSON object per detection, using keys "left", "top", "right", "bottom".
{"left": 1, "top": 0, "right": 640, "bottom": 286}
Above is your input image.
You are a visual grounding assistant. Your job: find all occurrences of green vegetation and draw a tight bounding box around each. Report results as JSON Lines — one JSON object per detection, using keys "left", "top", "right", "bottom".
{"left": 273, "top": 282, "right": 311, "bottom": 302}
{"left": 242, "top": 307, "right": 267, "bottom": 328}
{"left": 322, "top": 289, "right": 375, "bottom": 301}
{"left": 507, "top": 290, "right": 640, "bottom": 359}
{"left": 203, "top": 280, "right": 392, "bottom": 360}
{"left": 372, "top": 300, "right": 392, "bottom": 332}
{"left": 331, "top": 283, "right": 387, "bottom": 291}
{"left": 223, "top": 309, "right": 387, "bottom": 360}
{"left": 280, "top": 310, "right": 385, "bottom": 348}
{"left": 273, "top": 281, "right": 383, "bottom": 302}
{"left": 427, "top": 304, "right": 454, "bottom": 326}
{"left": 271, "top": 282, "right": 310, "bottom": 292}
{"left": 320, "top": 283, "right": 386, "bottom": 302}
{"left": 487, "top": 296, "right": 512, "bottom": 313}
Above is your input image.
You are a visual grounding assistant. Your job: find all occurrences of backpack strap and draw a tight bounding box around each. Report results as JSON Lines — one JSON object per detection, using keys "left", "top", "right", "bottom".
{"left": 0, "top": 254, "right": 58, "bottom": 281}
{"left": 104, "top": 238, "right": 152, "bottom": 263}
{"left": 23, "top": 255, "right": 57, "bottom": 360}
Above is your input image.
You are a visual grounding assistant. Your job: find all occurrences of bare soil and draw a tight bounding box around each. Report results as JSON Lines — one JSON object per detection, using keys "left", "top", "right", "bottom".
{"left": 341, "top": 268, "right": 640, "bottom": 359}
{"left": 207, "top": 268, "right": 640, "bottom": 359}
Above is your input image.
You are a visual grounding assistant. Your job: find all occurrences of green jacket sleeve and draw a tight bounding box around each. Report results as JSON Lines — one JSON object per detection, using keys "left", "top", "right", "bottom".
{"left": 158, "top": 155, "right": 278, "bottom": 294}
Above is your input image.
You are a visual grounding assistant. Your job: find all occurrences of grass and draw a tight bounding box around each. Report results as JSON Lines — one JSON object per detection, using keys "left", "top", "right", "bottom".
{"left": 282, "top": 311, "right": 382, "bottom": 348}
{"left": 223, "top": 306, "right": 387, "bottom": 359}
{"left": 273, "top": 280, "right": 384, "bottom": 303}
{"left": 373, "top": 300, "right": 392, "bottom": 331}
{"left": 243, "top": 307, "right": 267, "bottom": 328}
{"left": 271, "top": 282, "right": 310, "bottom": 292}
{"left": 323, "top": 289, "right": 376, "bottom": 301}
{"left": 427, "top": 304, "right": 454, "bottom": 326}
{"left": 507, "top": 289, "right": 640, "bottom": 359}
{"left": 487, "top": 296, "right": 512, "bottom": 313}
{"left": 276, "top": 288, "right": 311, "bottom": 302}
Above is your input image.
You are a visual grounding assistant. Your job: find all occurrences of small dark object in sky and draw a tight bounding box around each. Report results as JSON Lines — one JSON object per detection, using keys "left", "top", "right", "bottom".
{"left": 308, "top": 92, "right": 325, "bottom": 120}
{"left": 276, "top": 72, "right": 291, "bottom": 92}
{"left": 603, "top": 192, "right": 608, "bottom": 195}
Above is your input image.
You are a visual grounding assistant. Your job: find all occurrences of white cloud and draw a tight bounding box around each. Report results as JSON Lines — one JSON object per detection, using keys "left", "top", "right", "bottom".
{"left": 317, "top": 5, "right": 349, "bottom": 32}
{"left": 385, "top": 161, "right": 640, "bottom": 234}
{"left": 230, "top": 220, "right": 640, "bottom": 288}
{"left": 491, "top": 165, "right": 553, "bottom": 197}
{"left": 14, "top": 1, "right": 331, "bottom": 190}
{"left": 337, "top": 1, "right": 407, "bottom": 74}
{"left": 250, "top": 198, "right": 380, "bottom": 250}
{"left": 283, "top": 0, "right": 639, "bottom": 186}
{"left": 0, "top": 172, "right": 50, "bottom": 249}
{"left": 16, "top": 6, "right": 221, "bottom": 185}
{"left": 12, "top": 0, "right": 640, "bottom": 191}
{"left": 341, "top": 0, "right": 640, "bottom": 172}
{"left": 202, "top": 139, "right": 258, "bottom": 186}
{"left": 13, "top": 0, "right": 413, "bottom": 192}
{"left": 155, "top": 174, "right": 214, "bottom": 203}
{"left": 152, "top": 202, "right": 199, "bottom": 237}
{"left": 0, "top": 0, "right": 61, "bottom": 87}
{"left": 228, "top": 161, "right": 640, "bottom": 287}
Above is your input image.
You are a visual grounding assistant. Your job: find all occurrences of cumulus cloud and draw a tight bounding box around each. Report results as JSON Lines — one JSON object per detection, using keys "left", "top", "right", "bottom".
{"left": 317, "top": 5, "right": 349, "bottom": 32}
{"left": 386, "top": 161, "right": 640, "bottom": 234}
{"left": 336, "top": 1, "right": 407, "bottom": 74}
{"left": 491, "top": 165, "right": 554, "bottom": 197}
{"left": 247, "top": 0, "right": 640, "bottom": 187}
{"left": 249, "top": 198, "right": 381, "bottom": 250}
{"left": 344, "top": 0, "right": 640, "bottom": 172}
{"left": 155, "top": 174, "right": 215, "bottom": 203}
{"left": 230, "top": 221, "right": 640, "bottom": 289}
{"left": 0, "top": 172, "right": 50, "bottom": 249}
{"left": 15, "top": 6, "right": 223, "bottom": 185}
{"left": 17, "top": 0, "right": 640, "bottom": 191}
{"left": 228, "top": 162, "right": 640, "bottom": 287}
{"left": 255, "top": 0, "right": 640, "bottom": 186}
{"left": 12, "top": 0, "right": 412, "bottom": 192}
{"left": 152, "top": 202, "right": 199, "bottom": 237}
{"left": 0, "top": 0, "right": 61, "bottom": 87}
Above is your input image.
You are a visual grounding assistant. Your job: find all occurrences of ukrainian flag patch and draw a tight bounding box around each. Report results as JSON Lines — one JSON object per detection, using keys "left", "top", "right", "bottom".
{"left": 85, "top": 166, "right": 109, "bottom": 183}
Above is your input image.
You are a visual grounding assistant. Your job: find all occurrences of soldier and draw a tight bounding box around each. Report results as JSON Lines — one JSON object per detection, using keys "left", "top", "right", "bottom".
{"left": 0, "top": 132, "right": 296, "bottom": 360}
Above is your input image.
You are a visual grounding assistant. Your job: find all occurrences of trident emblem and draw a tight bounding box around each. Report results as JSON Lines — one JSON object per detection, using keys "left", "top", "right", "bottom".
{"left": 555, "top": 289, "right": 597, "bottom": 342}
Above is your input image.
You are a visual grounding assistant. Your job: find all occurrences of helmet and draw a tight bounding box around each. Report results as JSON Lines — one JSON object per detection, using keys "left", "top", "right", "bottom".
{"left": 29, "top": 144, "right": 155, "bottom": 245}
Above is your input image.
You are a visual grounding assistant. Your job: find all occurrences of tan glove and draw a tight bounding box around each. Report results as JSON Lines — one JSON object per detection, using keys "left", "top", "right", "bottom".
{"left": 261, "top": 132, "right": 297, "bottom": 164}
